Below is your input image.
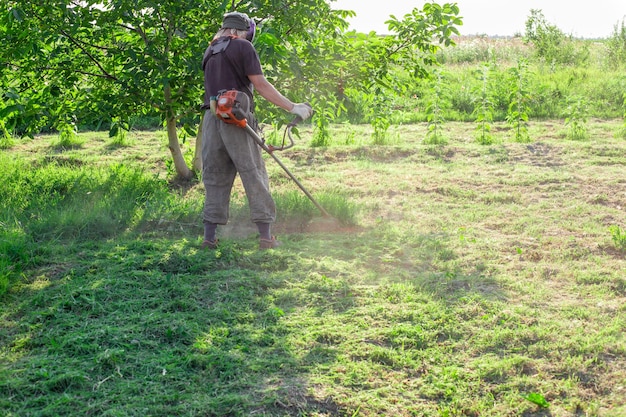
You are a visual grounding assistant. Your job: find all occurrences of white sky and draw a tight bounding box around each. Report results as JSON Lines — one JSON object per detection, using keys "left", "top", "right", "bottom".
{"left": 331, "top": 0, "right": 626, "bottom": 38}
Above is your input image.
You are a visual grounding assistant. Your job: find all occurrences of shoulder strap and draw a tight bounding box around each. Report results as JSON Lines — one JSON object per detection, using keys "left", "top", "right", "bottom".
{"left": 202, "top": 36, "right": 231, "bottom": 70}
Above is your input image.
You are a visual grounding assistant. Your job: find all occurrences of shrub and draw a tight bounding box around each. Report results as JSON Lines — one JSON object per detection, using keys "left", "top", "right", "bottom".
{"left": 52, "top": 120, "right": 84, "bottom": 149}
{"left": 617, "top": 92, "right": 626, "bottom": 139}
{"left": 564, "top": 96, "right": 589, "bottom": 140}
{"left": 506, "top": 59, "right": 532, "bottom": 142}
{"left": 609, "top": 225, "right": 626, "bottom": 251}
{"left": 524, "top": 9, "right": 589, "bottom": 66}
{"left": 606, "top": 18, "right": 626, "bottom": 68}
{"left": 0, "top": 225, "right": 29, "bottom": 296}
{"left": 472, "top": 65, "right": 495, "bottom": 145}
{"left": 424, "top": 70, "right": 448, "bottom": 145}
{"left": 0, "top": 121, "right": 15, "bottom": 149}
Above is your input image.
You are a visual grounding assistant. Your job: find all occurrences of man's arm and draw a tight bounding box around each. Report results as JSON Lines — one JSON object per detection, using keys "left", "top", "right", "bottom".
{"left": 248, "top": 74, "right": 294, "bottom": 112}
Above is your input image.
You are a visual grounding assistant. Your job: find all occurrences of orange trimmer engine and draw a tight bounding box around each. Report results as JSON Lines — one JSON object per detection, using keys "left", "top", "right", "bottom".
{"left": 215, "top": 89, "right": 250, "bottom": 128}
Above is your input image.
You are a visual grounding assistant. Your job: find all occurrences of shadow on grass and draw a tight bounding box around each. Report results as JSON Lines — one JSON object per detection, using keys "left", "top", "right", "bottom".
{"left": 2, "top": 184, "right": 506, "bottom": 416}
{"left": 0, "top": 236, "right": 349, "bottom": 416}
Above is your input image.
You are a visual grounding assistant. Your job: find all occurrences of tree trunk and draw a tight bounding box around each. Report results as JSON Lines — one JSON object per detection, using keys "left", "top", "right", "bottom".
{"left": 192, "top": 111, "right": 204, "bottom": 173}
{"left": 166, "top": 117, "right": 194, "bottom": 180}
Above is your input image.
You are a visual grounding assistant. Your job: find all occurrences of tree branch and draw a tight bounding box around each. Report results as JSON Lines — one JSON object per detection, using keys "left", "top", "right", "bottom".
{"left": 9, "top": 61, "right": 114, "bottom": 81}
{"left": 59, "top": 28, "right": 117, "bottom": 80}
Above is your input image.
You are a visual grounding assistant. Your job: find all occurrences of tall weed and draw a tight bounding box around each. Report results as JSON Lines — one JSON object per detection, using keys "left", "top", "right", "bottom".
{"left": 108, "top": 116, "right": 131, "bottom": 146}
{"left": 472, "top": 65, "right": 495, "bottom": 145}
{"left": 506, "top": 59, "right": 532, "bottom": 142}
{"left": 371, "top": 92, "right": 393, "bottom": 145}
{"left": 609, "top": 225, "right": 626, "bottom": 251}
{"left": 617, "top": 92, "right": 626, "bottom": 139}
{"left": 424, "top": 70, "right": 448, "bottom": 145}
{"left": 606, "top": 18, "right": 626, "bottom": 68}
{"left": 0, "top": 225, "right": 29, "bottom": 296}
{"left": 0, "top": 156, "right": 30, "bottom": 294}
{"left": 310, "top": 96, "right": 336, "bottom": 147}
{"left": 52, "top": 119, "right": 84, "bottom": 149}
{"left": 564, "top": 96, "right": 589, "bottom": 140}
{"left": 350, "top": 38, "right": 624, "bottom": 126}
{"left": 371, "top": 114, "right": 392, "bottom": 145}
{"left": 0, "top": 156, "right": 174, "bottom": 242}
{"left": 0, "top": 121, "right": 14, "bottom": 149}
{"left": 275, "top": 189, "right": 358, "bottom": 225}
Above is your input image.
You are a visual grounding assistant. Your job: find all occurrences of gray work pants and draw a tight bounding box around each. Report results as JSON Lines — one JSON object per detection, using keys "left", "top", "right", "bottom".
{"left": 201, "top": 111, "right": 276, "bottom": 225}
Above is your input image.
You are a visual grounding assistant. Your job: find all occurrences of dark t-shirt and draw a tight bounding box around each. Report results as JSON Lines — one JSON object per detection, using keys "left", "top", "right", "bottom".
{"left": 202, "top": 37, "right": 263, "bottom": 107}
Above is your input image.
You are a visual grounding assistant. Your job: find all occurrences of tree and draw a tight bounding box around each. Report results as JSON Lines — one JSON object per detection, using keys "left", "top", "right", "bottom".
{"left": 1, "top": 1, "right": 462, "bottom": 177}
{"left": 523, "top": 9, "right": 587, "bottom": 66}
{"left": 310, "top": 2, "right": 463, "bottom": 142}
{"left": 606, "top": 18, "right": 626, "bottom": 68}
{"left": 1, "top": 0, "right": 348, "bottom": 179}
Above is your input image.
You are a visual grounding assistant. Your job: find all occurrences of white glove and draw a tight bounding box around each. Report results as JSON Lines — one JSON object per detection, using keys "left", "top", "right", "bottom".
{"left": 290, "top": 103, "right": 313, "bottom": 121}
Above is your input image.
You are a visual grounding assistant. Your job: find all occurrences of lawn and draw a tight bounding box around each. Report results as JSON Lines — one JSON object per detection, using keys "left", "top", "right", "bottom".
{"left": 1, "top": 120, "right": 625, "bottom": 416}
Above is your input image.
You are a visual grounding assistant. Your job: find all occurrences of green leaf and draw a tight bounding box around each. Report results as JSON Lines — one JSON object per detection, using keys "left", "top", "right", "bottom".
{"left": 0, "top": 105, "right": 19, "bottom": 119}
{"left": 523, "top": 393, "right": 550, "bottom": 408}
{"left": 10, "top": 7, "right": 25, "bottom": 23}
{"left": 109, "top": 125, "right": 119, "bottom": 138}
{"left": 4, "top": 90, "right": 20, "bottom": 100}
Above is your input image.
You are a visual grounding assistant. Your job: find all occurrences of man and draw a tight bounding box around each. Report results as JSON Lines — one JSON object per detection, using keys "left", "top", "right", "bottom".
{"left": 201, "top": 12, "right": 312, "bottom": 250}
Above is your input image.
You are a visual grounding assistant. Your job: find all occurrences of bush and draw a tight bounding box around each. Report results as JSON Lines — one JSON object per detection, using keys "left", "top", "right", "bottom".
{"left": 0, "top": 226, "right": 29, "bottom": 296}
{"left": 0, "top": 121, "right": 15, "bottom": 149}
{"left": 606, "top": 18, "right": 626, "bottom": 68}
{"left": 524, "top": 9, "right": 589, "bottom": 66}
{"left": 609, "top": 225, "right": 626, "bottom": 251}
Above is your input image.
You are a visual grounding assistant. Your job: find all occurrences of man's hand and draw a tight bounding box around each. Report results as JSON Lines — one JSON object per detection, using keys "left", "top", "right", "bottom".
{"left": 290, "top": 103, "right": 313, "bottom": 121}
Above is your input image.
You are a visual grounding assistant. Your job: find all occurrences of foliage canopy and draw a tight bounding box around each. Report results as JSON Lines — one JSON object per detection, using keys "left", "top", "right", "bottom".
{"left": 1, "top": 1, "right": 462, "bottom": 178}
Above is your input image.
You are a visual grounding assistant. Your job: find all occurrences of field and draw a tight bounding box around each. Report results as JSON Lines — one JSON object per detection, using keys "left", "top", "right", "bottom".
{"left": 1, "top": 118, "right": 625, "bottom": 416}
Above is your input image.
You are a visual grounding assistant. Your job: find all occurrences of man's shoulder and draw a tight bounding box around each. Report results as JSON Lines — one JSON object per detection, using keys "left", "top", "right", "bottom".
{"left": 230, "top": 37, "right": 254, "bottom": 50}
{"left": 227, "top": 38, "right": 259, "bottom": 63}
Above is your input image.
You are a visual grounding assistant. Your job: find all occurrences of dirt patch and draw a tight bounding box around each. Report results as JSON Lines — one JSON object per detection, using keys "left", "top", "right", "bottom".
{"left": 286, "top": 146, "right": 415, "bottom": 165}
{"left": 217, "top": 215, "right": 360, "bottom": 239}
{"left": 275, "top": 216, "right": 361, "bottom": 235}
{"left": 509, "top": 142, "right": 565, "bottom": 167}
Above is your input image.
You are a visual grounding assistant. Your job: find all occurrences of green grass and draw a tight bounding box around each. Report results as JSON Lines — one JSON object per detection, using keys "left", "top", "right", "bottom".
{"left": 1, "top": 121, "right": 625, "bottom": 416}
{"left": 385, "top": 38, "right": 626, "bottom": 126}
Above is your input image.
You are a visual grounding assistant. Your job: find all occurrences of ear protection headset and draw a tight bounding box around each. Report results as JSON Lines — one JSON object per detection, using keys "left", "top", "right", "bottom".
{"left": 222, "top": 12, "right": 256, "bottom": 42}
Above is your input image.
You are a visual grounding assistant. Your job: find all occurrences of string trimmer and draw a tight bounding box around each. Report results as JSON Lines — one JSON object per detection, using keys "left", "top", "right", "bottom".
{"left": 214, "top": 91, "right": 330, "bottom": 218}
